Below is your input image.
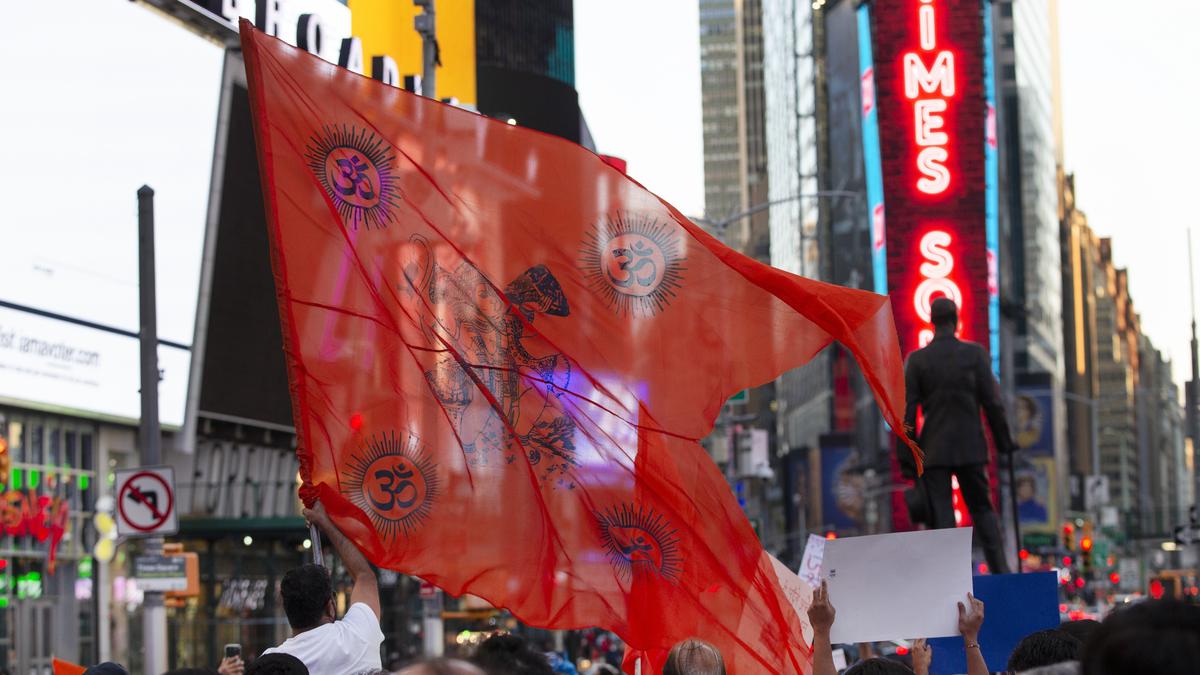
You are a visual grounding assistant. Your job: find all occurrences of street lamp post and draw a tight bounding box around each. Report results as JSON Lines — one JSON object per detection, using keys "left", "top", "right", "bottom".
{"left": 691, "top": 190, "right": 863, "bottom": 234}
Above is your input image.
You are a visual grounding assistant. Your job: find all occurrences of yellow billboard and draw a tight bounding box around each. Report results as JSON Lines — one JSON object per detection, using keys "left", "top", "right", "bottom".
{"left": 348, "top": 0, "right": 476, "bottom": 106}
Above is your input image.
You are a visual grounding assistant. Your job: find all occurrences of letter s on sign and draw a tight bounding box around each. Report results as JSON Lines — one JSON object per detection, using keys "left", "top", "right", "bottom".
{"left": 916, "top": 147, "right": 950, "bottom": 194}
{"left": 918, "top": 230, "right": 954, "bottom": 278}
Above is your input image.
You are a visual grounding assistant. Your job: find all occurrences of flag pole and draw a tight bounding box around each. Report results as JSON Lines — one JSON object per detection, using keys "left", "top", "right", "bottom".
{"left": 310, "top": 522, "right": 324, "bottom": 566}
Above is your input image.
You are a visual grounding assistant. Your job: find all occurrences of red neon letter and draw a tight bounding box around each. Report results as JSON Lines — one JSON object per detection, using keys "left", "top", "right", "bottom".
{"left": 919, "top": 4, "right": 936, "bottom": 50}
{"left": 914, "top": 99, "right": 948, "bottom": 146}
{"left": 914, "top": 230, "right": 963, "bottom": 326}
{"left": 903, "top": 51, "right": 956, "bottom": 99}
{"left": 916, "top": 147, "right": 951, "bottom": 194}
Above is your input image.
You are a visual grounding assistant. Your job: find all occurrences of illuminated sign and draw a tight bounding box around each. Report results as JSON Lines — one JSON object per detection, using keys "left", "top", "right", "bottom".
{"left": 868, "top": 0, "right": 991, "bottom": 358}
{"left": 1, "top": 489, "right": 70, "bottom": 574}
{"left": 862, "top": 0, "right": 1001, "bottom": 532}
{"left": 153, "top": 0, "right": 478, "bottom": 104}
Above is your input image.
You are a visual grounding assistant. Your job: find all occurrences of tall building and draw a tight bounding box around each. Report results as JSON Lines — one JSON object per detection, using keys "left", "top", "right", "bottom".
{"left": 1137, "top": 337, "right": 1186, "bottom": 536}
{"left": 1094, "top": 242, "right": 1141, "bottom": 521}
{"left": 995, "top": 0, "right": 1065, "bottom": 379}
{"left": 1060, "top": 173, "right": 1100, "bottom": 485}
{"left": 699, "top": 0, "right": 770, "bottom": 259}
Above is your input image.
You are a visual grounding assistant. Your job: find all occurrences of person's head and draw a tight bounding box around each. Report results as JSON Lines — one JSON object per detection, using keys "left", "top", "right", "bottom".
{"left": 1008, "top": 629, "right": 1082, "bottom": 672}
{"left": 245, "top": 654, "right": 308, "bottom": 675}
{"left": 279, "top": 563, "right": 335, "bottom": 631}
{"left": 663, "top": 639, "right": 726, "bottom": 675}
{"left": 1057, "top": 619, "right": 1100, "bottom": 645}
{"left": 930, "top": 297, "right": 958, "bottom": 331}
{"left": 1016, "top": 664, "right": 1080, "bottom": 675}
{"left": 1081, "top": 600, "right": 1200, "bottom": 675}
{"left": 843, "top": 658, "right": 914, "bottom": 675}
{"left": 397, "top": 659, "right": 486, "bottom": 675}
{"left": 1017, "top": 474, "right": 1038, "bottom": 500}
{"left": 471, "top": 633, "right": 554, "bottom": 675}
{"left": 84, "top": 664, "right": 130, "bottom": 675}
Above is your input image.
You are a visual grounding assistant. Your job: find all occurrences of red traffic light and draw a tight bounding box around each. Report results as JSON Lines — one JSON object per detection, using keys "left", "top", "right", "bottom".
{"left": 1019, "top": 549, "right": 1030, "bottom": 561}
{"left": 825, "top": 531, "right": 837, "bottom": 540}
{"left": 1080, "top": 536, "right": 1094, "bottom": 552}
{"left": 1109, "top": 572, "right": 1121, "bottom": 585}
{"left": 1150, "top": 579, "right": 1165, "bottom": 599}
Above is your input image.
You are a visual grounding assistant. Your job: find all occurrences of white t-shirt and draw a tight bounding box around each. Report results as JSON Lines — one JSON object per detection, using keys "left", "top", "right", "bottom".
{"left": 263, "top": 603, "right": 384, "bottom": 675}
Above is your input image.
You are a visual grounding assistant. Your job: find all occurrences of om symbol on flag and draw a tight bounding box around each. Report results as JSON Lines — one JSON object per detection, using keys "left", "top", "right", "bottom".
{"left": 344, "top": 431, "right": 440, "bottom": 541}
{"left": 305, "top": 125, "right": 401, "bottom": 230}
{"left": 596, "top": 504, "right": 683, "bottom": 583}
{"left": 580, "top": 213, "right": 686, "bottom": 317}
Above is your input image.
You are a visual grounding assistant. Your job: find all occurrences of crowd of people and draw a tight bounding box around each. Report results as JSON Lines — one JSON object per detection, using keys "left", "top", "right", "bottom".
{"left": 71, "top": 499, "right": 1199, "bottom": 675}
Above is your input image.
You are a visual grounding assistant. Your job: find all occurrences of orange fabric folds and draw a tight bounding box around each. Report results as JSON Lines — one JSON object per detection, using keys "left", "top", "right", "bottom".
{"left": 240, "top": 21, "right": 911, "bottom": 674}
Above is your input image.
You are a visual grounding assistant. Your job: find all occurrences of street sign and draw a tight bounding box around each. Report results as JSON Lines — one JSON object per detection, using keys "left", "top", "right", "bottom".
{"left": 1085, "top": 475, "right": 1110, "bottom": 511}
{"left": 133, "top": 554, "right": 188, "bottom": 592}
{"left": 419, "top": 580, "right": 438, "bottom": 599}
{"left": 115, "top": 466, "right": 178, "bottom": 537}
{"left": 1174, "top": 524, "right": 1200, "bottom": 546}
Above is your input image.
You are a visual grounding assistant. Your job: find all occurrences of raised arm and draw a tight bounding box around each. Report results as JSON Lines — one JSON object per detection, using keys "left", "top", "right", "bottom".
{"left": 901, "top": 356, "right": 920, "bottom": 478}
{"left": 807, "top": 580, "right": 838, "bottom": 675}
{"left": 304, "top": 501, "right": 381, "bottom": 620}
{"left": 958, "top": 593, "right": 988, "bottom": 675}
{"left": 976, "top": 348, "right": 1014, "bottom": 454}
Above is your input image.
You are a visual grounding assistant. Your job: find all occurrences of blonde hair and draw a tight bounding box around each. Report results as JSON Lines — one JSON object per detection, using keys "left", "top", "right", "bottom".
{"left": 663, "top": 639, "right": 726, "bottom": 675}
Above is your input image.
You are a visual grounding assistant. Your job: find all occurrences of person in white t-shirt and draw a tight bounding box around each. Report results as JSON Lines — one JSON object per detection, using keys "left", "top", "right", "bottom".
{"left": 263, "top": 501, "right": 383, "bottom": 675}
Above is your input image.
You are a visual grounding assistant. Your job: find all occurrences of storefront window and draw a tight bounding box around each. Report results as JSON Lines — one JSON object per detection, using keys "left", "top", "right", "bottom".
{"left": 0, "top": 408, "right": 98, "bottom": 671}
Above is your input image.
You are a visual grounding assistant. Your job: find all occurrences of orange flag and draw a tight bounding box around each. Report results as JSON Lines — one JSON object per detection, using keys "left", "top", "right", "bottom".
{"left": 52, "top": 658, "right": 87, "bottom": 675}
{"left": 240, "top": 21, "right": 914, "bottom": 674}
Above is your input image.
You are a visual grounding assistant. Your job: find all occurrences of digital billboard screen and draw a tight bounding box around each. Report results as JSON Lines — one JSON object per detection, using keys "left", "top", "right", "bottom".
{"left": 0, "top": 0, "right": 224, "bottom": 426}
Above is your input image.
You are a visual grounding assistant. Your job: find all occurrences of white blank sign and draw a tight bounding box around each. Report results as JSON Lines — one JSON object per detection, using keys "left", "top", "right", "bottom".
{"left": 821, "top": 527, "right": 973, "bottom": 644}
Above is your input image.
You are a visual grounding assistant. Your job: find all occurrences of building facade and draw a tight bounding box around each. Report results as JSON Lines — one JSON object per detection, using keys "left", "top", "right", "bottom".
{"left": 700, "top": 0, "right": 771, "bottom": 258}
{"left": 994, "top": 0, "right": 1070, "bottom": 543}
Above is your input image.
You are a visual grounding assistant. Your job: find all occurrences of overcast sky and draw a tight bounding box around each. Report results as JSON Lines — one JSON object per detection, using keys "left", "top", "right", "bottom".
{"left": 576, "top": 0, "right": 1200, "bottom": 385}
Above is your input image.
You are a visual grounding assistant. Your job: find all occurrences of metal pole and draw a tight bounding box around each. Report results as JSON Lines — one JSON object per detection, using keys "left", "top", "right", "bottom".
{"left": 415, "top": 0, "right": 437, "bottom": 99}
{"left": 1188, "top": 229, "right": 1200, "bottom": 504}
{"left": 310, "top": 523, "right": 324, "bottom": 566}
{"left": 138, "top": 185, "right": 168, "bottom": 674}
{"left": 1007, "top": 450, "right": 1022, "bottom": 572}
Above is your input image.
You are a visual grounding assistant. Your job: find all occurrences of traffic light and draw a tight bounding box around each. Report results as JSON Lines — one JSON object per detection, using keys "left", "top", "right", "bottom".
{"left": 1080, "top": 521, "right": 1094, "bottom": 576}
{"left": 1062, "top": 522, "right": 1076, "bottom": 551}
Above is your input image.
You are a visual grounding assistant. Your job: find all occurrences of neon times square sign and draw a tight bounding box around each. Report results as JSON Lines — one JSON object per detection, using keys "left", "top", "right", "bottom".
{"left": 872, "top": 0, "right": 990, "bottom": 357}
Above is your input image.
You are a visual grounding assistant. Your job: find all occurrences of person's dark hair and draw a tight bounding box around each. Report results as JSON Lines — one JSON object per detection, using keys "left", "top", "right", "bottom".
{"left": 1058, "top": 619, "right": 1100, "bottom": 645}
{"left": 1008, "top": 629, "right": 1082, "bottom": 672}
{"left": 84, "top": 664, "right": 130, "bottom": 675}
{"left": 163, "top": 670, "right": 218, "bottom": 675}
{"left": 1081, "top": 600, "right": 1200, "bottom": 675}
{"left": 663, "top": 639, "right": 726, "bottom": 675}
{"left": 930, "top": 297, "right": 958, "bottom": 328}
{"left": 843, "top": 658, "right": 914, "bottom": 675}
{"left": 245, "top": 654, "right": 309, "bottom": 675}
{"left": 471, "top": 634, "right": 554, "bottom": 675}
{"left": 402, "top": 659, "right": 484, "bottom": 675}
{"left": 279, "top": 563, "right": 333, "bottom": 630}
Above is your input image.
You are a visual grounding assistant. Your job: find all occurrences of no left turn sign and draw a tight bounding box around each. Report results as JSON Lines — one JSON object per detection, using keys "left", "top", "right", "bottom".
{"left": 115, "top": 466, "right": 178, "bottom": 537}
